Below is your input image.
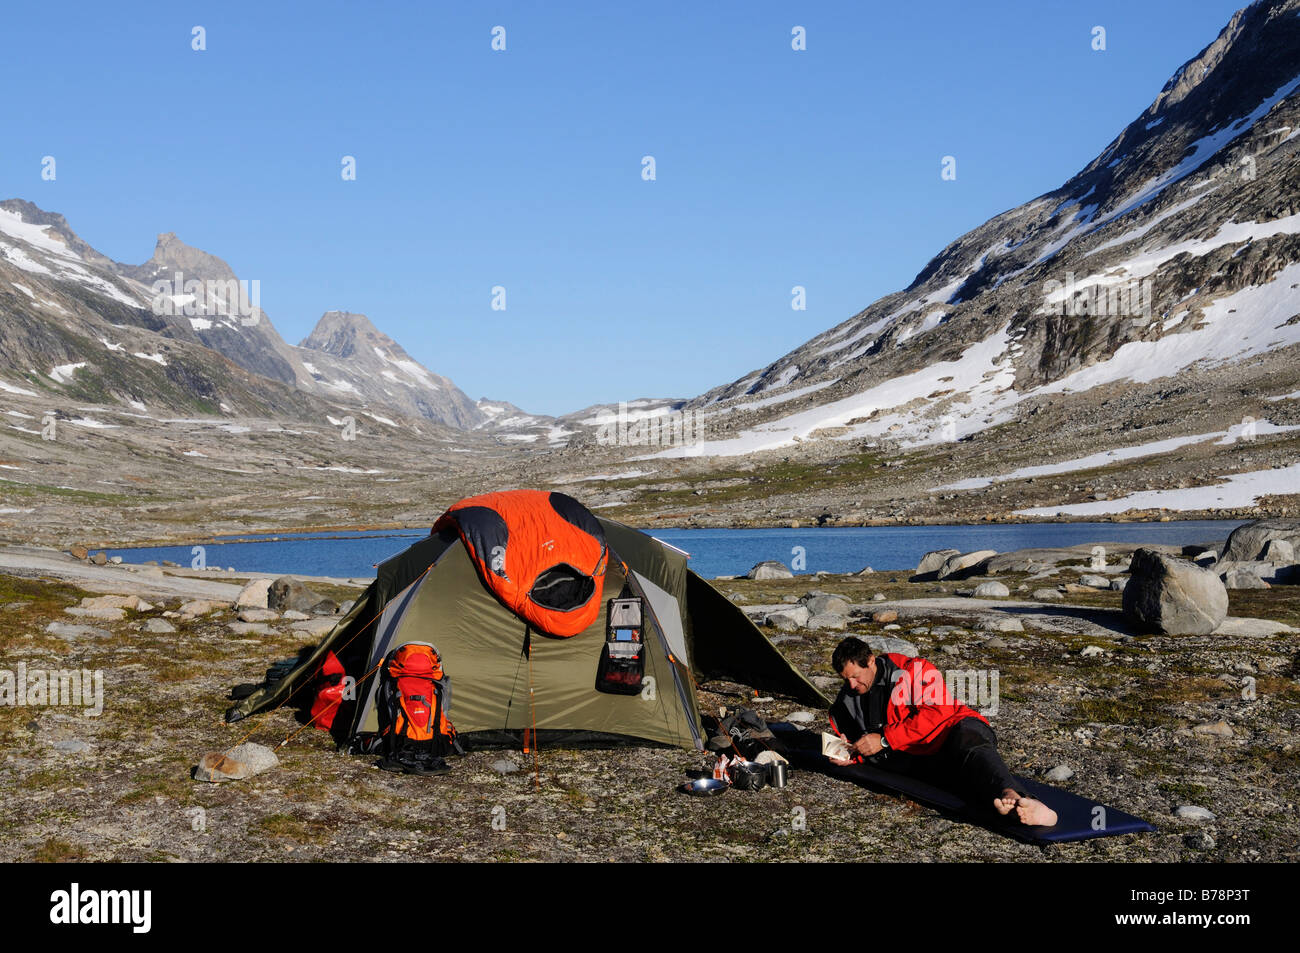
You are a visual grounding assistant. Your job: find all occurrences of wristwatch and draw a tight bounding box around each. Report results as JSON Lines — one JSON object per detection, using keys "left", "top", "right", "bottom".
{"left": 878, "top": 734, "right": 889, "bottom": 750}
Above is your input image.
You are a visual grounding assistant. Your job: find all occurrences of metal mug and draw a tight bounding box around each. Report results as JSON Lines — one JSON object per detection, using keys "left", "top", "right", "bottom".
{"left": 768, "top": 761, "right": 788, "bottom": 788}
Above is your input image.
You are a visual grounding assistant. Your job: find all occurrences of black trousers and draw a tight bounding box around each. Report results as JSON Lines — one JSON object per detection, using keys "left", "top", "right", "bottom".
{"left": 883, "top": 718, "right": 1022, "bottom": 805}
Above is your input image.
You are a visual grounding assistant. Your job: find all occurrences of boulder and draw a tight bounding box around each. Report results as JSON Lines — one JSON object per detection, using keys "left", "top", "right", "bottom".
{"left": 1122, "top": 549, "right": 1228, "bottom": 635}
{"left": 179, "top": 599, "right": 225, "bottom": 618}
{"left": 64, "top": 606, "right": 125, "bottom": 622}
{"left": 1261, "top": 539, "right": 1295, "bottom": 564}
{"left": 143, "top": 618, "right": 177, "bottom": 634}
{"left": 871, "top": 609, "right": 898, "bottom": 624}
{"left": 800, "top": 593, "right": 850, "bottom": 616}
{"left": 1219, "top": 518, "right": 1300, "bottom": 563}
{"left": 764, "top": 607, "right": 810, "bottom": 631}
{"left": 746, "top": 561, "right": 793, "bottom": 580}
{"left": 291, "top": 619, "right": 338, "bottom": 636}
{"left": 1078, "top": 574, "right": 1111, "bottom": 589}
{"left": 69, "top": 546, "right": 89, "bottom": 561}
{"left": 45, "top": 622, "right": 110, "bottom": 640}
{"left": 937, "top": 550, "right": 998, "bottom": 580}
{"left": 235, "top": 578, "right": 273, "bottom": 609}
{"left": 972, "top": 581, "right": 1010, "bottom": 599}
{"left": 268, "top": 576, "right": 326, "bottom": 614}
{"left": 1222, "top": 566, "right": 1270, "bottom": 590}
{"left": 806, "top": 614, "right": 848, "bottom": 631}
{"left": 990, "top": 617, "right": 1024, "bottom": 632}
{"left": 915, "top": 549, "right": 960, "bottom": 577}
{"left": 91, "top": 553, "right": 108, "bottom": 566}
{"left": 865, "top": 636, "right": 917, "bottom": 656}
{"left": 80, "top": 594, "right": 150, "bottom": 611}
{"left": 238, "top": 608, "right": 279, "bottom": 623}
{"left": 1033, "top": 588, "right": 1065, "bottom": 601}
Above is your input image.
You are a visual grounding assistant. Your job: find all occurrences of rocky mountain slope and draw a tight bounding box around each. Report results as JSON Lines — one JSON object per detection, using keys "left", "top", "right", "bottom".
{"left": 676, "top": 1, "right": 1299, "bottom": 454}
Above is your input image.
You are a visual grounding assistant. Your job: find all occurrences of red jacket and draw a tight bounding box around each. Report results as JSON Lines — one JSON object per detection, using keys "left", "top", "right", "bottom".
{"left": 831, "top": 653, "right": 988, "bottom": 758}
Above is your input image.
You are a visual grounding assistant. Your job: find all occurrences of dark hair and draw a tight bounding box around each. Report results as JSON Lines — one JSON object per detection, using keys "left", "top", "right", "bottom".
{"left": 832, "top": 637, "right": 874, "bottom": 674}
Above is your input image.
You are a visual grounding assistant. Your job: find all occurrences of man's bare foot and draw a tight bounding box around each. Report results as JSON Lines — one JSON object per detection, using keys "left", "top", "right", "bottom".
{"left": 1014, "top": 796, "right": 1058, "bottom": 827}
{"left": 993, "top": 788, "right": 1020, "bottom": 815}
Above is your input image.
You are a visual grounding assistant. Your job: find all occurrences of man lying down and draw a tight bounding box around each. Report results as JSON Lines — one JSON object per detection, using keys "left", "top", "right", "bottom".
{"left": 827, "top": 636, "right": 1058, "bottom": 827}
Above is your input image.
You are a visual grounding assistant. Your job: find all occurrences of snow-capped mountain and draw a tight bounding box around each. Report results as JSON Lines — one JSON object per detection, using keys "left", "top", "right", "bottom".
{"left": 0, "top": 204, "right": 496, "bottom": 429}
{"left": 297, "top": 311, "right": 485, "bottom": 429}
{"left": 680, "top": 0, "right": 1300, "bottom": 461}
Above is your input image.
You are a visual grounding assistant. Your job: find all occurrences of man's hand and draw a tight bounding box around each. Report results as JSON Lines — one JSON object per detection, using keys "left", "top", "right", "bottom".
{"left": 850, "top": 733, "right": 884, "bottom": 758}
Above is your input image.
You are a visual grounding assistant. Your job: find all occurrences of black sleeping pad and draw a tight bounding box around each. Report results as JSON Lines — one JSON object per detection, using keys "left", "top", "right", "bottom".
{"left": 769, "top": 722, "right": 1155, "bottom": 844}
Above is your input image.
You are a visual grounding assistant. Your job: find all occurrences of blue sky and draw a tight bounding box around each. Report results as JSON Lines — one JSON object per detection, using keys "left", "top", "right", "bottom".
{"left": 2, "top": 0, "right": 1250, "bottom": 416}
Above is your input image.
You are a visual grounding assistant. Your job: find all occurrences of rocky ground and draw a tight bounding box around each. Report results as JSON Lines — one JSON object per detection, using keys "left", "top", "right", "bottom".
{"left": 1, "top": 543, "right": 1296, "bottom": 863}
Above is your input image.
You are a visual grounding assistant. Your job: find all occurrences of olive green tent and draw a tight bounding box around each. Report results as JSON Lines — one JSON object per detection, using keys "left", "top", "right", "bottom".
{"left": 227, "top": 516, "right": 828, "bottom": 751}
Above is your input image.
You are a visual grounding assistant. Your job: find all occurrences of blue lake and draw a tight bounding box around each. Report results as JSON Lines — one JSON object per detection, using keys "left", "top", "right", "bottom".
{"left": 107, "top": 520, "right": 1246, "bottom": 581}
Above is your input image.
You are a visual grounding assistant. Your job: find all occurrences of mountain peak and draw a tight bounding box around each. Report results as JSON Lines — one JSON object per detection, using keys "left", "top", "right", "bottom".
{"left": 139, "top": 232, "right": 238, "bottom": 281}
{"left": 299, "top": 310, "right": 391, "bottom": 358}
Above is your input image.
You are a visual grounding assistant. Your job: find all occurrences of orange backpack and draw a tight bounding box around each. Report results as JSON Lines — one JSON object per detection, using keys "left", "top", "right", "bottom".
{"left": 377, "top": 643, "right": 460, "bottom": 771}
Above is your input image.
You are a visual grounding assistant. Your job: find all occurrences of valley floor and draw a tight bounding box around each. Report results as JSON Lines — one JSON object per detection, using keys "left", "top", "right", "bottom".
{"left": 1, "top": 549, "right": 1296, "bottom": 862}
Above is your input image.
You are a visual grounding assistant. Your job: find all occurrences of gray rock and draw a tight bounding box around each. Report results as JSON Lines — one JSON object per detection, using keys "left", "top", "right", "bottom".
{"left": 1110, "top": 577, "right": 1129, "bottom": 592}
{"left": 291, "top": 619, "right": 338, "bottom": 636}
{"left": 855, "top": 566, "right": 875, "bottom": 575}
{"left": 806, "top": 614, "right": 848, "bottom": 631}
{"left": 109, "top": 555, "right": 123, "bottom": 565}
{"left": 227, "top": 622, "right": 273, "bottom": 636}
{"left": 45, "top": 622, "right": 110, "bottom": 640}
{"left": 764, "top": 606, "right": 811, "bottom": 631}
{"left": 52, "top": 739, "right": 91, "bottom": 754}
{"left": 865, "top": 636, "right": 918, "bottom": 656}
{"left": 1222, "top": 565, "right": 1270, "bottom": 589}
{"left": 1219, "top": 518, "right": 1300, "bottom": 563}
{"left": 282, "top": 610, "right": 311, "bottom": 621}
{"left": 1033, "top": 588, "right": 1065, "bottom": 601}
{"left": 237, "top": 609, "right": 280, "bottom": 623}
{"left": 492, "top": 759, "right": 520, "bottom": 774}
{"left": 91, "top": 553, "right": 108, "bottom": 566}
{"left": 746, "top": 561, "right": 793, "bottom": 580}
{"left": 785, "top": 711, "right": 816, "bottom": 725}
{"left": 63, "top": 606, "right": 125, "bottom": 622}
{"left": 982, "top": 636, "right": 1009, "bottom": 649}
{"left": 940, "top": 644, "right": 960, "bottom": 655}
{"left": 143, "top": 618, "right": 177, "bottom": 634}
{"left": 811, "top": 675, "right": 841, "bottom": 691}
{"left": 1078, "top": 574, "right": 1111, "bottom": 588}
{"left": 1262, "top": 539, "right": 1295, "bottom": 564}
{"left": 728, "top": 593, "right": 748, "bottom": 604}
{"left": 991, "top": 617, "right": 1024, "bottom": 632}
{"left": 268, "top": 576, "right": 326, "bottom": 614}
{"left": 937, "top": 550, "right": 998, "bottom": 580}
{"left": 235, "top": 578, "right": 273, "bottom": 609}
{"left": 1044, "top": 764, "right": 1074, "bottom": 782}
{"left": 801, "top": 593, "right": 850, "bottom": 616}
{"left": 1080, "top": 645, "right": 1105, "bottom": 657}
{"left": 972, "top": 581, "right": 1010, "bottom": 599}
{"left": 872, "top": 593, "right": 887, "bottom": 602}
{"left": 1123, "top": 549, "right": 1229, "bottom": 635}
{"left": 179, "top": 599, "right": 224, "bottom": 617}
{"left": 1175, "top": 805, "right": 1217, "bottom": 822}
{"left": 915, "top": 549, "right": 961, "bottom": 576}
{"left": 769, "top": 634, "right": 802, "bottom": 645}
{"left": 310, "top": 599, "right": 340, "bottom": 616}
